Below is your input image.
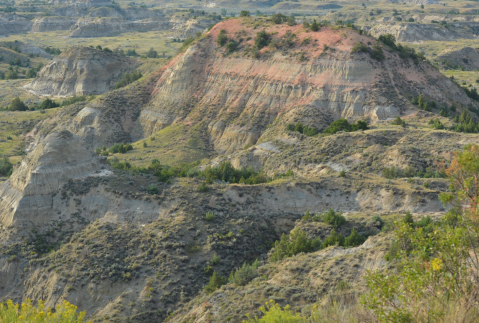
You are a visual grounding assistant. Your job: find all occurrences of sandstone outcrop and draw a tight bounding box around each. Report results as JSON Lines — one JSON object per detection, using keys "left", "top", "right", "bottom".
{"left": 0, "top": 14, "right": 32, "bottom": 36}
{"left": 25, "top": 46, "right": 139, "bottom": 96}
{"left": 31, "top": 16, "right": 79, "bottom": 33}
{"left": 367, "top": 23, "right": 463, "bottom": 42}
{"left": 68, "top": 16, "right": 219, "bottom": 38}
{"left": 0, "top": 130, "right": 104, "bottom": 239}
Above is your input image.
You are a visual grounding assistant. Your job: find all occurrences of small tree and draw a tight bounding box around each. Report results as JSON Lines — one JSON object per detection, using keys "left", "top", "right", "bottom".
{"left": 322, "top": 208, "right": 346, "bottom": 228}
{"left": 310, "top": 19, "right": 319, "bottom": 31}
{"left": 9, "top": 97, "right": 27, "bottom": 111}
{"left": 286, "top": 14, "right": 296, "bottom": 26}
{"left": 217, "top": 29, "right": 228, "bottom": 46}
{"left": 204, "top": 271, "right": 226, "bottom": 294}
{"left": 344, "top": 228, "right": 366, "bottom": 247}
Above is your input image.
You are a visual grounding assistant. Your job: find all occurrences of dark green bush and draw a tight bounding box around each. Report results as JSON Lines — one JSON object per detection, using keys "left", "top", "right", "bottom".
{"left": 0, "top": 156, "right": 13, "bottom": 177}
{"left": 254, "top": 30, "right": 271, "bottom": 50}
{"left": 321, "top": 208, "right": 346, "bottom": 228}
{"left": 323, "top": 119, "right": 369, "bottom": 134}
{"left": 217, "top": 29, "right": 228, "bottom": 46}
{"left": 286, "top": 122, "right": 318, "bottom": 136}
{"left": 322, "top": 229, "right": 344, "bottom": 248}
{"left": 204, "top": 271, "right": 227, "bottom": 294}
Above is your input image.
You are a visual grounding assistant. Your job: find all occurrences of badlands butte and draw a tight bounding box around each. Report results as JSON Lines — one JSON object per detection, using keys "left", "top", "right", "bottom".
{"left": 0, "top": 16, "right": 479, "bottom": 323}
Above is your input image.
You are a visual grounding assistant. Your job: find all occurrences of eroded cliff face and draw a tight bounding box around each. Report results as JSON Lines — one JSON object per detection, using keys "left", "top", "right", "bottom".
{"left": 68, "top": 16, "right": 219, "bottom": 38}
{"left": 0, "top": 131, "right": 105, "bottom": 240}
{"left": 25, "top": 46, "right": 139, "bottom": 96}
{"left": 31, "top": 16, "right": 79, "bottom": 33}
{"left": 0, "top": 14, "right": 32, "bottom": 36}
{"left": 131, "top": 20, "right": 474, "bottom": 153}
{"left": 30, "top": 19, "right": 477, "bottom": 156}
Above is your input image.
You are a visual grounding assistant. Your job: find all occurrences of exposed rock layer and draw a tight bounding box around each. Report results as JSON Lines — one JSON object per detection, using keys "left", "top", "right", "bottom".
{"left": 26, "top": 46, "right": 139, "bottom": 96}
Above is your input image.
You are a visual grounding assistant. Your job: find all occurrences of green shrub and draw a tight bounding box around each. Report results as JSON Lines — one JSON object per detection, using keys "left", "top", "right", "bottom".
{"left": 205, "top": 212, "right": 215, "bottom": 221}
{"left": 146, "top": 47, "right": 158, "bottom": 58}
{"left": 351, "top": 42, "right": 369, "bottom": 53}
{"left": 147, "top": 184, "right": 159, "bottom": 195}
{"left": 286, "top": 122, "right": 317, "bottom": 136}
{"left": 204, "top": 271, "right": 227, "bottom": 294}
{"left": 310, "top": 19, "right": 320, "bottom": 31}
{"left": 254, "top": 30, "right": 271, "bottom": 50}
{"left": 115, "top": 70, "right": 142, "bottom": 89}
{"left": 225, "top": 41, "right": 239, "bottom": 54}
{"left": 217, "top": 29, "right": 228, "bottom": 46}
{"left": 344, "top": 228, "right": 366, "bottom": 247}
{"left": 0, "top": 299, "right": 87, "bottom": 323}
{"left": 230, "top": 261, "right": 259, "bottom": 286}
{"left": 322, "top": 229, "right": 344, "bottom": 248}
{"left": 270, "top": 229, "right": 321, "bottom": 262}
{"left": 9, "top": 97, "right": 27, "bottom": 111}
{"left": 322, "top": 208, "right": 346, "bottom": 228}
{"left": 0, "top": 156, "right": 13, "bottom": 177}
{"left": 197, "top": 182, "right": 209, "bottom": 192}
{"left": 211, "top": 254, "right": 221, "bottom": 265}
{"left": 272, "top": 13, "right": 287, "bottom": 24}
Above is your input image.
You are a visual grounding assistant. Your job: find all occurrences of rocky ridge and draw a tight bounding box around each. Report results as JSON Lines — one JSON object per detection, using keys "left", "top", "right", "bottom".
{"left": 25, "top": 46, "right": 139, "bottom": 97}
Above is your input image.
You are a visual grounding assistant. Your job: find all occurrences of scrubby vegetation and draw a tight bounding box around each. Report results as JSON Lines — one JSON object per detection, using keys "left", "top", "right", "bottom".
{"left": 270, "top": 229, "right": 321, "bottom": 262}
{"left": 286, "top": 122, "right": 317, "bottom": 136}
{"left": 0, "top": 299, "right": 88, "bottom": 323}
{"left": 362, "top": 144, "right": 479, "bottom": 322}
{"left": 382, "top": 165, "right": 446, "bottom": 179}
{"left": 115, "top": 70, "right": 143, "bottom": 89}
{"left": 107, "top": 158, "right": 292, "bottom": 185}
{"left": 378, "top": 34, "right": 426, "bottom": 64}
{"left": 323, "top": 119, "right": 369, "bottom": 134}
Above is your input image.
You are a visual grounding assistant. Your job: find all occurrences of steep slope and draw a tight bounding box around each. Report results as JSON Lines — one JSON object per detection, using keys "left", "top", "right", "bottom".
{"left": 0, "top": 130, "right": 105, "bottom": 242}
{"left": 28, "top": 18, "right": 477, "bottom": 156}
{"left": 133, "top": 19, "right": 475, "bottom": 154}
{"left": 25, "top": 46, "right": 139, "bottom": 97}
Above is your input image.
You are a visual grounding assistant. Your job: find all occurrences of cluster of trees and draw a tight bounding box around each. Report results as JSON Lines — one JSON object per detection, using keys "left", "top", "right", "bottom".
{"left": 430, "top": 111, "right": 479, "bottom": 134}
{"left": 323, "top": 118, "right": 369, "bottom": 134}
{"left": 271, "top": 13, "right": 297, "bottom": 26}
{"left": 286, "top": 122, "right": 318, "bottom": 136}
{"left": 26, "top": 63, "right": 43, "bottom": 78}
{"left": 382, "top": 165, "right": 446, "bottom": 179}
{"left": 270, "top": 229, "right": 321, "bottom": 262}
{"left": 302, "top": 208, "right": 346, "bottom": 228}
{"left": 108, "top": 158, "right": 293, "bottom": 185}
{"left": 216, "top": 29, "right": 239, "bottom": 54}
{"left": 412, "top": 94, "right": 437, "bottom": 111}
{"left": 44, "top": 46, "right": 61, "bottom": 55}
{"left": 115, "top": 70, "right": 142, "bottom": 89}
{"left": 378, "top": 33, "right": 426, "bottom": 63}
{"left": 391, "top": 116, "right": 406, "bottom": 128}
{"left": 7, "top": 96, "right": 83, "bottom": 112}
{"left": 0, "top": 66, "right": 20, "bottom": 80}
{"left": 351, "top": 41, "right": 385, "bottom": 60}
{"left": 95, "top": 143, "right": 133, "bottom": 156}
